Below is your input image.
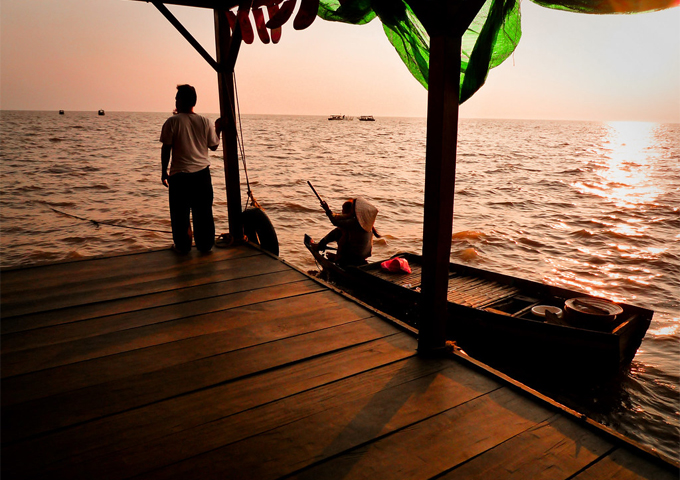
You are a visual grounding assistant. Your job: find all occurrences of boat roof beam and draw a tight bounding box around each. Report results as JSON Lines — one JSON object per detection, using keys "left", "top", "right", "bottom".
{"left": 152, "top": 2, "right": 220, "bottom": 71}
{"left": 135, "top": 0, "right": 240, "bottom": 9}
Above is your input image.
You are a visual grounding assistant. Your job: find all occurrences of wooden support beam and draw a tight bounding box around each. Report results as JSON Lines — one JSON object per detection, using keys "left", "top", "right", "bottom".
{"left": 152, "top": 2, "right": 219, "bottom": 71}
{"left": 214, "top": 9, "right": 243, "bottom": 239}
{"left": 418, "top": 33, "right": 461, "bottom": 354}
{"left": 417, "top": 0, "right": 487, "bottom": 355}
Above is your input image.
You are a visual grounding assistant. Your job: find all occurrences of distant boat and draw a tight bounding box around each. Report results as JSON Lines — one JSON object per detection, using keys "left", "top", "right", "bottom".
{"left": 59, "top": 110, "right": 65, "bottom": 115}
{"left": 328, "top": 114, "right": 352, "bottom": 121}
{"left": 98, "top": 109, "right": 105, "bottom": 116}
{"left": 359, "top": 115, "right": 375, "bottom": 121}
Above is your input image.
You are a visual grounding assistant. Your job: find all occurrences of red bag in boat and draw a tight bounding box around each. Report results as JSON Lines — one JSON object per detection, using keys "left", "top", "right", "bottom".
{"left": 380, "top": 257, "right": 412, "bottom": 274}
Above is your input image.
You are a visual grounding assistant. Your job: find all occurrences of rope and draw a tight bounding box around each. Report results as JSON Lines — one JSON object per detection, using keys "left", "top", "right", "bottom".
{"left": 48, "top": 206, "right": 172, "bottom": 234}
{"left": 231, "top": 72, "right": 260, "bottom": 211}
{"left": 47, "top": 206, "right": 234, "bottom": 243}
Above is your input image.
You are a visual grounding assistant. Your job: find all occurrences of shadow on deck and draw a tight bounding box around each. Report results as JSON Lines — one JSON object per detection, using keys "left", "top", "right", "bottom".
{"left": 1, "top": 245, "right": 677, "bottom": 479}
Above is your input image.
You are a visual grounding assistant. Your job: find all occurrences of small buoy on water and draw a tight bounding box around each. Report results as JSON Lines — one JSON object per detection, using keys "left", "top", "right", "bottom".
{"left": 457, "top": 247, "right": 480, "bottom": 261}
{"left": 59, "top": 110, "right": 65, "bottom": 115}
{"left": 452, "top": 230, "right": 486, "bottom": 241}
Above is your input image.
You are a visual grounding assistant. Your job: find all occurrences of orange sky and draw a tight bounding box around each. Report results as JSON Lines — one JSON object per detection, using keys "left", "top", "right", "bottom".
{"left": 1, "top": 0, "right": 678, "bottom": 122}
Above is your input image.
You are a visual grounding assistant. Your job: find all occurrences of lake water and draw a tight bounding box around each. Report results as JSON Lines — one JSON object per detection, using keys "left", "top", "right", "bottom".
{"left": 1, "top": 110, "right": 678, "bottom": 461}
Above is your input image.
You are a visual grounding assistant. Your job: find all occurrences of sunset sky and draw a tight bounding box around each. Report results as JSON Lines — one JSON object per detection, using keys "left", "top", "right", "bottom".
{"left": 1, "top": 0, "right": 678, "bottom": 122}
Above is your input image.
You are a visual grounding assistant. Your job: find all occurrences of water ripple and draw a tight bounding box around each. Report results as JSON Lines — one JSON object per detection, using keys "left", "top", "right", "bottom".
{"left": 1, "top": 112, "right": 678, "bottom": 462}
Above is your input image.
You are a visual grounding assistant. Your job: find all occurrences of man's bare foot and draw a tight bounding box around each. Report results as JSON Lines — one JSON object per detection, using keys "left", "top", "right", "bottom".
{"left": 171, "top": 244, "right": 190, "bottom": 255}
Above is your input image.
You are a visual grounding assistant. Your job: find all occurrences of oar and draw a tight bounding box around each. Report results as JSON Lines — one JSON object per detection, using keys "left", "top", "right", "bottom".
{"left": 307, "top": 181, "right": 336, "bottom": 250}
{"left": 308, "top": 181, "right": 332, "bottom": 216}
{"left": 307, "top": 181, "right": 323, "bottom": 203}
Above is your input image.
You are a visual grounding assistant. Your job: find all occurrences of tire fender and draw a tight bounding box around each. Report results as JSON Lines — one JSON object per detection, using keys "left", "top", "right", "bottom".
{"left": 242, "top": 208, "right": 279, "bottom": 256}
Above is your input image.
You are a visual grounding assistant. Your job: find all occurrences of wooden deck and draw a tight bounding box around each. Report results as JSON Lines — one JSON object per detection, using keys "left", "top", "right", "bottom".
{"left": 1, "top": 245, "right": 677, "bottom": 479}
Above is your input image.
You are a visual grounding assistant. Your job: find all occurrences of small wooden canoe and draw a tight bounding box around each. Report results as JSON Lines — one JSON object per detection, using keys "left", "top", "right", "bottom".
{"left": 304, "top": 237, "right": 652, "bottom": 377}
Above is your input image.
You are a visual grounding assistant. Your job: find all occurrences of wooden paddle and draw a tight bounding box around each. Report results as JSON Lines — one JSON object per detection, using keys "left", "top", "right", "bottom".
{"left": 307, "top": 181, "right": 323, "bottom": 203}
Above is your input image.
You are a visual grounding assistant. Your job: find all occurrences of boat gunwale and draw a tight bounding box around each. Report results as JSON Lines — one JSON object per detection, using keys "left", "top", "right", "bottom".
{"left": 357, "top": 251, "right": 654, "bottom": 333}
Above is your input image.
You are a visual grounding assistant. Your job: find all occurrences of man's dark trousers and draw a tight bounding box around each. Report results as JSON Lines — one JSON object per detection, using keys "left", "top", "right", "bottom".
{"left": 168, "top": 167, "right": 215, "bottom": 253}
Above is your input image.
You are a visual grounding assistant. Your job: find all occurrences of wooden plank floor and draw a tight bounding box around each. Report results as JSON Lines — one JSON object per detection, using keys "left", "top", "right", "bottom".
{"left": 1, "top": 245, "right": 677, "bottom": 479}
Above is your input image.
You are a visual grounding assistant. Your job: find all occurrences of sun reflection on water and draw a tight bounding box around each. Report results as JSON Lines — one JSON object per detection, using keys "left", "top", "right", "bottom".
{"left": 575, "top": 121, "right": 664, "bottom": 208}
{"left": 613, "top": 243, "right": 668, "bottom": 260}
{"left": 649, "top": 324, "right": 680, "bottom": 337}
{"left": 555, "top": 121, "right": 673, "bottom": 298}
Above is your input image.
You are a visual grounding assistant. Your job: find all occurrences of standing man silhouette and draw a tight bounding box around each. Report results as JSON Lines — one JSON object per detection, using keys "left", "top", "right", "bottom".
{"left": 160, "top": 84, "right": 221, "bottom": 253}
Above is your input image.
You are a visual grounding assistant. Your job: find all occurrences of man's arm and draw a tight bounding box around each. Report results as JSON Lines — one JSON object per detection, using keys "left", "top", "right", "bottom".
{"left": 320, "top": 201, "right": 353, "bottom": 227}
{"left": 209, "top": 118, "right": 222, "bottom": 151}
{"left": 161, "top": 144, "right": 172, "bottom": 187}
{"left": 328, "top": 213, "right": 355, "bottom": 228}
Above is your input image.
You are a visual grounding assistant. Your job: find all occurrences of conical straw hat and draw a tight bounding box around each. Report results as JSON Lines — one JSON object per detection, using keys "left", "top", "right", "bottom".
{"left": 354, "top": 197, "right": 378, "bottom": 232}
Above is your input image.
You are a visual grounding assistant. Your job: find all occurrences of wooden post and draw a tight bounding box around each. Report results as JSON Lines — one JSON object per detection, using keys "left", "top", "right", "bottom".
{"left": 214, "top": 9, "right": 243, "bottom": 240}
{"left": 418, "top": 33, "right": 462, "bottom": 355}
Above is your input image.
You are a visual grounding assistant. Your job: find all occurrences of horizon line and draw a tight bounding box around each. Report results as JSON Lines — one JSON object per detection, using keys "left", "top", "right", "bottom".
{"left": 1, "top": 109, "right": 678, "bottom": 125}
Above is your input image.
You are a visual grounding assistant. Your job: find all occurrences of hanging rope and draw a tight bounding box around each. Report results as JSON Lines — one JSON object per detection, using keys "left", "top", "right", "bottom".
{"left": 231, "top": 72, "right": 261, "bottom": 211}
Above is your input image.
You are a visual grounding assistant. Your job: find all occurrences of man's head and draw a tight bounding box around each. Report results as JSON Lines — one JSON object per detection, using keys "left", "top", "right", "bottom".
{"left": 175, "top": 84, "right": 197, "bottom": 113}
{"left": 342, "top": 200, "right": 354, "bottom": 215}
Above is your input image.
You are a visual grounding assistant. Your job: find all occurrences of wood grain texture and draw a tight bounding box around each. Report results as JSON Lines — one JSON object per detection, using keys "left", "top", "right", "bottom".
{"left": 136, "top": 364, "right": 504, "bottom": 479}
{"left": 2, "top": 279, "right": 325, "bottom": 378}
{"left": 2, "top": 245, "right": 675, "bottom": 480}
{"left": 2, "top": 289, "right": 368, "bottom": 406}
{"left": 5, "top": 335, "right": 419, "bottom": 479}
{"left": 283, "top": 387, "right": 554, "bottom": 480}
{"left": 34, "top": 339, "right": 428, "bottom": 479}
{"left": 1, "top": 246, "right": 253, "bottom": 298}
{"left": 1, "top": 266, "right": 302, "bottom": 337}
{"left": 3, "top": 316, "right": 398, "bottom": 443}
{"left": 571, "top": 447, "right": 679, "bottom": 480}
{"left": 1, "top": 248, "right": 269, "bottom": 317}
{"left": 438, "top": 414, "right": 614, "bottom": 480}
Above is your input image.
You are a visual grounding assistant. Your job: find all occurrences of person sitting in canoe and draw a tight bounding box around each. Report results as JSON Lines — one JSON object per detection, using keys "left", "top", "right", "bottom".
{"left": 311, "top": 197, "right": 380, "bottom": 266}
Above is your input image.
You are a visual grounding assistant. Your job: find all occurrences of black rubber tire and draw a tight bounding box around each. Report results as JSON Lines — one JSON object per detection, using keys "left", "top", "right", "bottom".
{"left": 242, "top": 208, "right": 279, "bottom": 256}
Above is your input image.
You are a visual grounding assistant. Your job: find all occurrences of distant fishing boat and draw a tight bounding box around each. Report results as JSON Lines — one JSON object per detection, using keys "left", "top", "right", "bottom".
{"left": 59, "top": 110, "right": 65, "bottom": 115}
{"left": 98, "top": 109, "right": 105, "bottom": 116}
{"left": 359, "top": 115, "right": 375, "bottom": 121}
{"left": 328, "top": 114, "right": 352, "bottom": 121}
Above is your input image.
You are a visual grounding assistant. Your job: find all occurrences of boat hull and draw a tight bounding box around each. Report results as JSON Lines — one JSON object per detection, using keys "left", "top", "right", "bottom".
{"left": 447, "top": 300, "right": 649, "bottom": 377}
{"left": 304, "top": 241, "right": 652, "bottom": 377}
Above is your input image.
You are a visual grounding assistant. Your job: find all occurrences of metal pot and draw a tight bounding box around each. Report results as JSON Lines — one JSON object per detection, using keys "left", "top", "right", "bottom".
{"left": 564, "top": 297, "right": 623, "bottom": 331}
